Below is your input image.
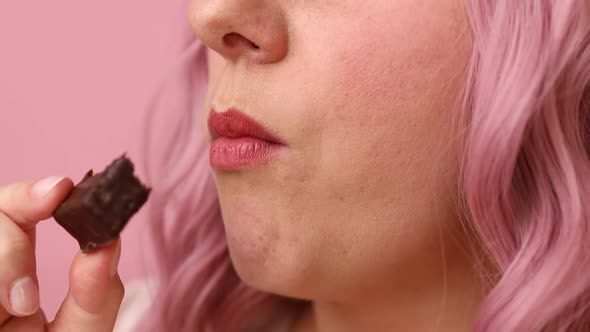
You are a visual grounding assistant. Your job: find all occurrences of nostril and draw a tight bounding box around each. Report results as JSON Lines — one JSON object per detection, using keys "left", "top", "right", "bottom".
{"left": 223, "top": 32, "right": 260, "bottom": 50}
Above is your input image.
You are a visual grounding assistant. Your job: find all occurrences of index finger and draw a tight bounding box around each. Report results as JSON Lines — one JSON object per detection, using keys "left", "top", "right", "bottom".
{"left": 0, "top": 177, "right": 74, "bottom": 229}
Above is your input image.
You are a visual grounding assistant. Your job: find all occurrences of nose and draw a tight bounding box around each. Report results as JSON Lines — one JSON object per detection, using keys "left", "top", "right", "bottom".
{"left": 189, "top": 0, "right": 289, "bottom": 64}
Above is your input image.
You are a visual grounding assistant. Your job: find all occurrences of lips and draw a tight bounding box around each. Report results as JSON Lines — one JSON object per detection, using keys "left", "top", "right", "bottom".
{"left": 208, "top": 108, "right": 285, "bottom": 170}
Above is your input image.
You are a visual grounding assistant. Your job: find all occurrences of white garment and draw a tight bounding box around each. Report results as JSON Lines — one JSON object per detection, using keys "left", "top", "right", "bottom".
{"left": 114, "top": 279, "right": 157, "bottom": 332}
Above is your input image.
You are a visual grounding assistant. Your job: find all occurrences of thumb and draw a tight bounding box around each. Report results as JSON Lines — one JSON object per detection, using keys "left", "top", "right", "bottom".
{"left": 48, "top": 238, "right": 124, "bottom": 332}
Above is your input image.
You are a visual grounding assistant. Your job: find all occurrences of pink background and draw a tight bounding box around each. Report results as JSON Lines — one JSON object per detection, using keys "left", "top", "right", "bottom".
{"left": 0, "top": 1, "right": 189, "bottom": 319}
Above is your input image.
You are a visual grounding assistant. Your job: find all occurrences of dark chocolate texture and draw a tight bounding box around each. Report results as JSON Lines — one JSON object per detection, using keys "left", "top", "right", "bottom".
{"left": 53, "top": 155, "right": 151, "bottom": 252}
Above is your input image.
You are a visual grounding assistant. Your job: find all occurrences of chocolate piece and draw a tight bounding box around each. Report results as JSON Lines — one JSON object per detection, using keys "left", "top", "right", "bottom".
{"left": 53, "top": 155, "right": 151, "bottom": 252}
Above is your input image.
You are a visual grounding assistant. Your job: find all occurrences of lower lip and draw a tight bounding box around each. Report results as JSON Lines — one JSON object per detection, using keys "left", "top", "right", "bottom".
{"left": 210, "top": 137, "right": 283, "bottom": 170}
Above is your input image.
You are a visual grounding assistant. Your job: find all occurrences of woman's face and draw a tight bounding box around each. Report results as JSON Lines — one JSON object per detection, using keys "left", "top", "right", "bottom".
{"left": 191, "top": 0, "right": 470, "bottom": 301}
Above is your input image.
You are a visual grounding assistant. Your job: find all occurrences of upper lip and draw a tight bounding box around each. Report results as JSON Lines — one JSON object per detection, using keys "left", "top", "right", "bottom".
{"left": 207, "top": 108, "right": 285, "bottom": 145}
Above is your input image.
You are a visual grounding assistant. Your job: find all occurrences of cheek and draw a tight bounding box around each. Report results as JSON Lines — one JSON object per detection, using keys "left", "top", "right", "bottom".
{"left": 281, "top": 1, "right": 470, "bottom": 293}
{"left": 309, "top": 2, "right": 469, "bottom": 193}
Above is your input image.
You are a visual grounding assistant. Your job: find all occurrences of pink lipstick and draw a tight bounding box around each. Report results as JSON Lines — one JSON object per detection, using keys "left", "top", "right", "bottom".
{"left": 208, "top": 109, "right": 285, "bottom": 170}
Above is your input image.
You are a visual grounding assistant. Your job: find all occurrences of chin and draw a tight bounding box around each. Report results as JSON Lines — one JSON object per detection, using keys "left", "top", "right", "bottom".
{"left": 221, "top": 206, "right": 312, "bottom": 300}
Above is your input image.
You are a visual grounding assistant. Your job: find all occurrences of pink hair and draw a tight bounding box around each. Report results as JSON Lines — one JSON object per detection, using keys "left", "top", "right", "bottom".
{"left": 137, "top": 0, "right": 590, "bottom": 331}
{"left": 463, "top": 0, "right": 590, "bottom": 330}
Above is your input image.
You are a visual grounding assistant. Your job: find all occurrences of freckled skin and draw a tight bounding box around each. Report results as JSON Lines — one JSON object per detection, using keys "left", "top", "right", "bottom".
{"left": 196, "top": 1, "right": 477, "bottom": 330}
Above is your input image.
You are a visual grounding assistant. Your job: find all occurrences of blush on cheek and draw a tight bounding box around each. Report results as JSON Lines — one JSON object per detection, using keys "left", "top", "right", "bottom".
{"left": 322, "top": 1, "right": 467, "bottom": 111}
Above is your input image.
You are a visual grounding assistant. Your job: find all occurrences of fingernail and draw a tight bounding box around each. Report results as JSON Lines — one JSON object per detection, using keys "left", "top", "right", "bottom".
{"left": 10, "top": 276, "right": 39, "bottom": 316}
{"left": 110, "top": 239, "right": 121, "bottom": 278}
{"left": 31, "top": 176, "right": 66, "bottom": 198}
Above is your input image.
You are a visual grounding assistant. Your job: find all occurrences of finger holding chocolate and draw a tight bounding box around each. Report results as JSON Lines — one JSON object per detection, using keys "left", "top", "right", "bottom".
{"left": 52, "top": 154, "right": 151, "bottom": 252}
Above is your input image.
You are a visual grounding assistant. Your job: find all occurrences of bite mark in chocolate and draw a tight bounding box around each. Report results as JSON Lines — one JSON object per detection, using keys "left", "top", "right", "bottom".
{"left": 53, "top": 155, "right": 151, "bottom": 252}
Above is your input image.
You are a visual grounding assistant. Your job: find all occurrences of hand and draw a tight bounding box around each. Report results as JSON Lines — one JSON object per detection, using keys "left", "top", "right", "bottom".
{"left": 0, "top": 177, "right": 124, "bottom": 331}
